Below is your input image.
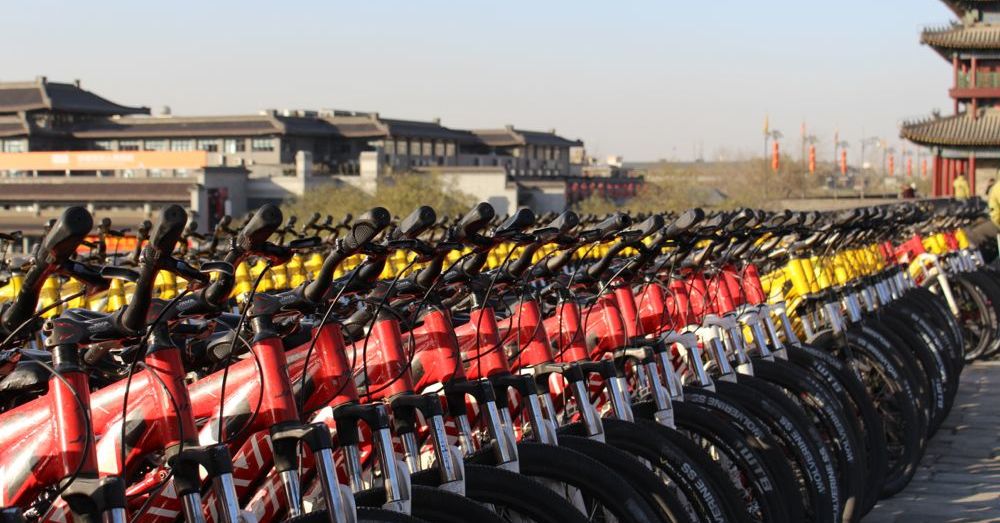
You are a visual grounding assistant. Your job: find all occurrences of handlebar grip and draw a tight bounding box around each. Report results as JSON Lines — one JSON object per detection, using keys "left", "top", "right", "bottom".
{"left": 120, "top": 206, "right": 187, "bottom": 333}
{"left": 2, "top": 207, "right": 93, "bottom": 332}
{"left": 664, "top": 208, "right": 703, "bottom": 238}
{"left": 594, "top": 212, "right": 631, "bottom": 239}
{"left": 632, "top": 213, "right": 664, "bottom": 240}
{"left": 343, "top": 207, "right": 391, "bottom": 251}
{"left": 38, "top": 206, "right": 94, "bottom": 265}
{"left": 237, "top": 204, "right": 283, "bottom": 251}
{"left": 455, "top": 202, "right": 495, "bottom": 241}
{"left": 496, "top": 207, "right": 536, "bottom": 234}
{"left": 547, "top": 211, "right": 579, "bottom": 234}
{"left": 149, "top": 205, "right": 188, "bottom": 255}
{"left": 397, "top": 206, "right": 437, "bottom": 240}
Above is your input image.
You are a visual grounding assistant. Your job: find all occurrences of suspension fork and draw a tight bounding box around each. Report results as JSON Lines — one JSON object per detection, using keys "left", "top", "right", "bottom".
{"left": 702, "top": 314, "right": 753, "bottom": 376}
{"left": 492, "top": 373, "right": 559, "bottom": 446}
{"left": 615, "top": 344, "right": 674, "bottom": 427}
{"left": 531, "top": 362, "right": 607, "bottom": 442}
{"left": 445, "top": 380, "right": 519, "bottom": 471}
{"left": 390, "top": 393, "right": 465, "bottom": 495}
{"left": 170, "top": 444, "right": 243, "bottom": 523}
{"left": 333, "top": 402, "right": 411, "bottom": 514}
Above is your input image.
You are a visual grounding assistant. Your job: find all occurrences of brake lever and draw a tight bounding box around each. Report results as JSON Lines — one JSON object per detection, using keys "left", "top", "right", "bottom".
{"left": 162, "top": 256, "right": 211, "bottom": 287}
{"left": 287, "top": 236, "right": 323, "bottom": 250}
{"left": 200, "top": 260, "right": 235, "bottom": 276}
{"left": 100, "top": 265, "right": 140, "bottom": 283}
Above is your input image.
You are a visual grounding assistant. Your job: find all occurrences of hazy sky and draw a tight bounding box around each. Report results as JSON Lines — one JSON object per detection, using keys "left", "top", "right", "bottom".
{"left": 5, "top": 1, "right": 955, "bottom": 161}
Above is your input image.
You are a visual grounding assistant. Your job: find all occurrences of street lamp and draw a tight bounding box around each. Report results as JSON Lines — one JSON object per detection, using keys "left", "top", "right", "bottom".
{"left": 859, "top": 136, "right": 881, "bottom": 199}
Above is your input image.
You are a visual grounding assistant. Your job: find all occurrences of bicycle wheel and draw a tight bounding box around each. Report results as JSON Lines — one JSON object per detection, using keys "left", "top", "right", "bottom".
{"left": 716, "top": 377, "right": 839, "bottom": 523}
{"left": 469, "top": 440, "right": 663, "bottom": 523}
{"left": 754, "top": 355, "right": 866, "bottom": 523}
{"left": 554, "top": 434, "right": 695, "bottom": 523}
{"left": 287, "top": 507, "right": 428, "bottom": 522}
{"left": 411, "top": 463, "right": 588, "bottom": 523}
{"left": 355, "top": 484, "right": 506, "bottom": 523}
{"left": 561, "top": 417, "right": 751, "bottom": 523}
{"left": 812, "top": 327, "right": 922, "bottom": 497}
{"left": 786, "top": 343, "right": 886, "bottom": 516}
{"left": 673, "top": 397, "right": 792, "bottom": 523}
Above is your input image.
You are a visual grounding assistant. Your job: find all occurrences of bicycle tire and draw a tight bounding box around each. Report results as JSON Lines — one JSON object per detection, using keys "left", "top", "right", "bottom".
{"left": 716, "top": 377, "right": 839, "bottom": 523}
{"left": 410, "top": 463, "right": 588, "bottom": 523}
{"left": 468, "top": 440, "right": 663, "bottom": 523}
{"left": 285, "top": 507, "right": 428, "bottom": 522}
{"left": 673, "top": 396, "right": 793, "bottom": 523}
{"left": 355, "top": 484, "right": 506, "bottom": 523}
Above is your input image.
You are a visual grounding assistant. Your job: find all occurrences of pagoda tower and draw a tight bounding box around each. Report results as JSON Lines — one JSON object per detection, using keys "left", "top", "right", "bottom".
{"left": 902, "top": 0, "right": 1000, "bottom": 196}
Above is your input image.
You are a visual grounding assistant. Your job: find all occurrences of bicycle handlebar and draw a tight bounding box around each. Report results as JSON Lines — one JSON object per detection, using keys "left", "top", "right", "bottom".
{"left": 119, "top": 205, "right": 187, "bottom": 334}
{"left": 1, "top": 206, "right": 94, "bottom": 333}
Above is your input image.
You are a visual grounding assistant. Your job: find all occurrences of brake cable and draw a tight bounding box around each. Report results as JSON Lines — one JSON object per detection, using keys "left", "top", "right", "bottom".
{"left": 126, "top": 359, "right": 186, "bottom": 523}
{"left": 119, "top": 289, "right": 191, "bottom": 474}
{"left": 358, "top": 258, "right": 418, "bottom": 401}
{"left": 217, "top": 261, "right": 271, "bottom": 444}
{"left": 0, "top": 289, "right": 85, "bottom": 350}
{"left": 466, "top": 248, "right": 517, "bottom": 382}
{"left": 318, "top": 250, "right": 477, "bottom": 409}
{"left": 2, "top": 290, "right": 92, "bottom": 515}
{"left": 295, "top": 268, "right": 359, "bottom": 412}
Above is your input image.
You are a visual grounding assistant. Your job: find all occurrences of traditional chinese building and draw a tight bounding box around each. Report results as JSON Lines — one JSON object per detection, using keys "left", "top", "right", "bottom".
{"left": 902, "top": 0, "right": 1000, "bottom": 196}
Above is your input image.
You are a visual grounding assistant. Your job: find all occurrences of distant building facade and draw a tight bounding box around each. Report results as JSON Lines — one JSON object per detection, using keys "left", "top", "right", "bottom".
{"left": 901, "top": 0, "right": 1000, "bottom": 197}
{"left": 0, "top": 77, "right": 640, "bottom": 233}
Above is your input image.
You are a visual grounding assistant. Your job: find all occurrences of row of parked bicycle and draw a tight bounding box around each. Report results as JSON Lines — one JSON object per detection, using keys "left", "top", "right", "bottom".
{"left": 0, "top": 197, "right": 994, "bottom": 523}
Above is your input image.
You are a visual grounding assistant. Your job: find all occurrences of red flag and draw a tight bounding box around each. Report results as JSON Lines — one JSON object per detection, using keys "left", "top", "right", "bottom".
{"left": 808, "top": 145, "right": 816, "bottom": 175}
{"left": 906, "top": 158, "right": 913, "bottom": 177}
{"left": 840, "top": 150, "right": 847, "bottom": 175}
{"left": 772, "top": 142, "right": 780, "bottom": 172}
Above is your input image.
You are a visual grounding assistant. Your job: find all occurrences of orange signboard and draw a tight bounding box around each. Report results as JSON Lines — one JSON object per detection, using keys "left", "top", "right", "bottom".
{"left": 0, "top": 151, "right": 209, "bottom": 171}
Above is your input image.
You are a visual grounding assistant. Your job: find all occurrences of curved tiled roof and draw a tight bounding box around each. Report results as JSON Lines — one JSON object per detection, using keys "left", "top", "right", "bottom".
{"left": 0, "top": 115, "right": 28, "bottom": 138}
{"left": 922, "top": 23, "right": 1000, "bottom": 50}
{"left": 473, "top": 128, "right": 583, "bottom": 147}
{"left": 72, "top": 115, "right": 282, "bottom": 138}
{"left": 901, "top": 110, "right": 1000, "bottom": 146}
{"left": 0, "top": 79, "right": 148, "bottom": 115}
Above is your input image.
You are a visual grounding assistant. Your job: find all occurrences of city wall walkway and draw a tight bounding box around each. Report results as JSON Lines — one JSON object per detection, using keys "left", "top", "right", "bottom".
{"left": 866, "top": 360, "right": 1000, "bottom": 522}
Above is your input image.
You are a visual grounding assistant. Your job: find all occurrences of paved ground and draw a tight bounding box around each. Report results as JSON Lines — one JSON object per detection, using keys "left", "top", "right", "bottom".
{"left": 865, "top": 360, "right": 1000, "bottom": 523}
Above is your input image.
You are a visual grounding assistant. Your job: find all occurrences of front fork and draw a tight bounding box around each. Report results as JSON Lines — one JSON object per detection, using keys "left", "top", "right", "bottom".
{"left": 270, "top": 422, "right": 352, "bottom": 523}
{"left": 390, "top": 393, "right": 465, "bottom": 495}
{"left": 170, "top": 444, "right": 243, "bottom": 523}
{"left": 334, "top": 403, "right": 411, "bottom": 514}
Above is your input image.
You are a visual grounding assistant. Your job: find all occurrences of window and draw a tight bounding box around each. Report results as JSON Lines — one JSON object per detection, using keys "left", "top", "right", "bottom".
{"left": 93, "top": 140, "right": 113, "bottom": 151}
{"left": 251, "top": 137, "right": 275, "bottom": 152}
{"left": 384, "top": 140, "right": 394, "bottom": 155}
{"left": 2, "top": 140, "right": 27, "bottom": 153}
{"left": 224, "top": 139, "right": 246, "bottom": 153}
{"left": 170, "top": 139, "right": 194, "bottom": 151}
{"left": 197, "top": 139, "right": 218, "bottom": 152}
{"left": 144, "top": 140, "right": 167, "bottom": 151}
{"left": 396, "top": 140, "right": 408, "bottom": 155}
{"left": 120, "top": 140, "right": 140, "bottom": 151}
{"left": 445, "top": 142, "right": 455, "bottom": 157}
{"left": 422, "top": 141, "right": 432, "bottom": 156}
{"left": 434, "top": 141, "right": 446, "bottom": 157}
{"left": 410, "top": 140, "right": 421, "bottom": 156}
